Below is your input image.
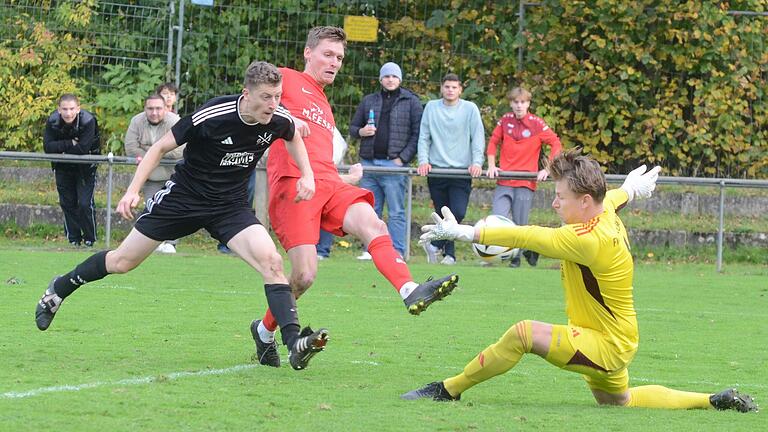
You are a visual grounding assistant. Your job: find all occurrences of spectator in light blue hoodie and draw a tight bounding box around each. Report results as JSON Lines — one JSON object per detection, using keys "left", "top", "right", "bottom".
{"left": 417, "top": 73, "right": 485, "bottom": 265}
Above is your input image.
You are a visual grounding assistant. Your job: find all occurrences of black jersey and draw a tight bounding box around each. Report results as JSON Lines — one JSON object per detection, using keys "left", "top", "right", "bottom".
{"left": 170, "top": 94, "right": 294, "bottom": 204}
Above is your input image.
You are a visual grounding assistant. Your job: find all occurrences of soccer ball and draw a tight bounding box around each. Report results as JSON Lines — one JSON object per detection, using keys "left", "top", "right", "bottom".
{"left": 472, "top": 215, "right": 519, "bottom": 262}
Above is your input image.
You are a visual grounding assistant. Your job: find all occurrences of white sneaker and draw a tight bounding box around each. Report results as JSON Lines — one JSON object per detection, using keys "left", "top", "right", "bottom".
{"left": 356, "top": 251, "right": 372, "bottom": 260}
{"left": 440, "top": 255, "right": 456, "bottom": 265}
{"left": 155, "top": 242, "right": 176, "bottom": 254}
{"left": 317, "top": 254, "right": 327, "bottom": 261}
{"left": 422, "top": 243, "right": 439, "bottom": 264}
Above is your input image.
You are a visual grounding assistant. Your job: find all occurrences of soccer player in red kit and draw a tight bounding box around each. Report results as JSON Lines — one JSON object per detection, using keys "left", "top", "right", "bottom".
{"left": 251, "top": 26, "right": 459, "bottom": 368}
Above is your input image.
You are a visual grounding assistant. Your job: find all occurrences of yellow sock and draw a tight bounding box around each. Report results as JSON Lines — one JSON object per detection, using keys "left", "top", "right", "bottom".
{"left": 444, "top": 320, "right": 532, "bottom": 397}
{"left": 627, "top": 385, "right": 712, "bottom": 409}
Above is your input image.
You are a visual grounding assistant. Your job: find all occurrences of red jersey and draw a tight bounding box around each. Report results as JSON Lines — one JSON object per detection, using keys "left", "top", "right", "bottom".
{"left": 486, "top": 112, "right": 562, "bottom": 190}
{"left": 267, "top": 67, "right": 338, "bottom": 185}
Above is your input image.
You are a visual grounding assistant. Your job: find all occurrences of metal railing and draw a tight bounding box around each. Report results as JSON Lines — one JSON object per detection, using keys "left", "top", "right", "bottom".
{"left": 2, "top": 151, "right": 767, "bottom": 271}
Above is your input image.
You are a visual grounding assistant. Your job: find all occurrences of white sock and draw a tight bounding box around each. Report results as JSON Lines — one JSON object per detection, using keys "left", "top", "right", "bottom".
{"left": 399, "top": 281, "right": 419, "bottom": 299}
{"left": 257, "top": 321, "right": 275, "bottom": 343}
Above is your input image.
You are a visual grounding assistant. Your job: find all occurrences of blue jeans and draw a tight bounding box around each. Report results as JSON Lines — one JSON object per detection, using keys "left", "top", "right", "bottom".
{"left": 316, "top": 229, "right": 334, "bottom": 257}
{"left": 359, "top": 158, "right": 408, "bottom": 255}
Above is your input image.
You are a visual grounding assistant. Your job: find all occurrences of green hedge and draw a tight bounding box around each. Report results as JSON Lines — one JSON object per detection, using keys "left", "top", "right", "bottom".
{"left": 1, "top": 0, "right": 766, "bottom": 178}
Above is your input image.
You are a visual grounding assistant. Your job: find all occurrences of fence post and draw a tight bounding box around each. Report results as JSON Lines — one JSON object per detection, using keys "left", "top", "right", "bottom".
{"left": 167, "top": 0, "right": 175, "bottom": 76}
{"left": 105, "top": 152, "right": 114, "bottom": 249}
{"left": 174, "top": 0, "right": 185, "bottom": 88}
{"left": 517, "top": 0, "right": 525, "bottom": 71}
{"left": 717, "top": 180, "right": 725, "bottom": 273}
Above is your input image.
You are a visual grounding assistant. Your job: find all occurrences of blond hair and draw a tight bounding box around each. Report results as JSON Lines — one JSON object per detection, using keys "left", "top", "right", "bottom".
{"left": 548, "top": 148, "right": 606, "bottom": 203}
{"left": 507, "top": 87, "right": 532, "bottom": 102}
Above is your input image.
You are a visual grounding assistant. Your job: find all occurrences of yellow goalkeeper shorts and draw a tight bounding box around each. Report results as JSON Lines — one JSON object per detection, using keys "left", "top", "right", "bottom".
{"left": 545, "top": 324, "right": 637, "bottom": 394}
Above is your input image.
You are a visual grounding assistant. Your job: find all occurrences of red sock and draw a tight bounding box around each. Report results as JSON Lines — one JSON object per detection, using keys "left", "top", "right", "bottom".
{"left": 367, "top": 235, "right": 413, "bottom": 292}
{"left": 262, "top": 308, "right": 278, "bottom": 331}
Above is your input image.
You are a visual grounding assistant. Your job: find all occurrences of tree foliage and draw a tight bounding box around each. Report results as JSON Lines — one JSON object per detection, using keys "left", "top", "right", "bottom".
{"left": 1, "top": 0, "right": 766, "bottom": 177}
{"left": 0, "top": 11, "right": 88, "bottom": 151}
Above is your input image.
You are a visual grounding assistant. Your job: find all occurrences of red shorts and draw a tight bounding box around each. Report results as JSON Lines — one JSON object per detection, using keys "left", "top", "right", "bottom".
{"left": 269, "top": 177, "right": 374, "bottom": 250}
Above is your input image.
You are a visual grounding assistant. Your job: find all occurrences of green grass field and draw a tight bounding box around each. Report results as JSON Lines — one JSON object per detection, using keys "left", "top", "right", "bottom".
{"left": 1, "top": 247, "right": 765, "bottom": 431}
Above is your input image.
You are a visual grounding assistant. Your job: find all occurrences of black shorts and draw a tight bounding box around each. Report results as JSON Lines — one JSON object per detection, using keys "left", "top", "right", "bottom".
{"left": 134, "top": 180, "right": 260, "bottom": 244}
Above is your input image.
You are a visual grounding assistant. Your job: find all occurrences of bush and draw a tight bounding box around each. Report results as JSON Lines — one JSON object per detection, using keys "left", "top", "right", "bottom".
{"left": 0, "top": 14, "right": 87, "bottom": 151}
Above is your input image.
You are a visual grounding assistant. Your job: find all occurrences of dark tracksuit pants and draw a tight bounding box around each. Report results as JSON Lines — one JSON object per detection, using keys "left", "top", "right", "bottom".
{"left": 54, "top": 166, "right": 97, "bottom": 245}
{"left": 427, "top": 176, "right": 472, "bottom": 259}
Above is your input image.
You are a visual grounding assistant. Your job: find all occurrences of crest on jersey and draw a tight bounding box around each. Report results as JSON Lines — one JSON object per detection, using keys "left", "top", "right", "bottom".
{"left": 256, "top": 132, "right": 273, "bottom": 146}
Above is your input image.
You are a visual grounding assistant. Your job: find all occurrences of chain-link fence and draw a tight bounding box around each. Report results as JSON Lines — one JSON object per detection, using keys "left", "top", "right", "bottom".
{"left": 1, "top": 1, "right": 766, "bottom": 176}
{"left": 0, "top": 0, "right": 172, "bottom": 89}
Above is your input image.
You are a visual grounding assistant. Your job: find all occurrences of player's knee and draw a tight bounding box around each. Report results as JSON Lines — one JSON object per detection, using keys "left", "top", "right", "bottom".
{"left": 592, "top": 390, "right": 629, "bottom": 406}
{"left": 367, "top": 217, "right": 388, "bottom": 238}
{"left": 106, "top": 251, "right": 140, "bottom": 274}
{"left": 259, "top": 251, "right": 285, "bottom": 279}
{"left": 291, "top": 270, "right": 316, "bottom": 296}
{"left": 498, "top": 320, "right": 533, "bottom": 354}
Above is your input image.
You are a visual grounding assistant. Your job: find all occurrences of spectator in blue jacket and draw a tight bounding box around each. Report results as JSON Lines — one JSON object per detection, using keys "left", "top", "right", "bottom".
{"left": 349, "top": 62, "right": 423, "bottom": 258}
{"left": 43, "top": 94, "right": 101, "bottom": 247}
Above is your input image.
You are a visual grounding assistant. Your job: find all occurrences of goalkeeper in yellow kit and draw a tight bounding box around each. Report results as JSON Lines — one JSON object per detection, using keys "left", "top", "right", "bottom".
{"left": 402, "top": 149, "right": 756, "bottom": 412}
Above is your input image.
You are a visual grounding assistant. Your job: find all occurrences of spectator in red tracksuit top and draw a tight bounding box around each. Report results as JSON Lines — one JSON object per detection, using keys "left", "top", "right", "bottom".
{"left": 486, "top": 87, "right": 562, "bottom": 268}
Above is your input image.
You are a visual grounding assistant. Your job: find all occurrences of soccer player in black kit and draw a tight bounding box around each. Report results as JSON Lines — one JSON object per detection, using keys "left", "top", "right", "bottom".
{"left": 34, "top": 61, "right": 329, "bottom": 370}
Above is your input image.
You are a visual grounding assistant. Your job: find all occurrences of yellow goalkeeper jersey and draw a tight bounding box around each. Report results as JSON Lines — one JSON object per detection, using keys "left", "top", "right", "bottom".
{"left": 480, "top": 189, "right": 638, "bottom": 353}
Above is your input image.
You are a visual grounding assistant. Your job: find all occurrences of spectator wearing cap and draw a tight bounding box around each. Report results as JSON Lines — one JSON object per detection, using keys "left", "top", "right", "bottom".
{"left": 349, "top": 62, "right": 423, "bottom": 259}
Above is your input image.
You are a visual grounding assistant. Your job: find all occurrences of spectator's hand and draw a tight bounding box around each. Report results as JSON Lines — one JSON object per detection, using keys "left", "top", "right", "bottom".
{"left": 72, "top": 138, "right": 79, "bottom": 147}
{"left": 359, "top": 125, "right": 376, "bottom": 137}
{"left": 295, "top": 175, "right": 315, "bottom": 202}
{"left": 420, "top": 206, "right": 475, "bottom": 244}
{"left": 621, "top": 165, "right": 661, "bottom": 202}
{"left": 392, "top": 157, "right": 403, "bottom": 166}
{"left": 536, "top": 168, "right": 549, "bottom": 182}
{"left": 417, "top": 163, "right": 432, "bottom": 176}
{"left": 486, "top": 165, "right": 500, "bottom": 178}
{"left": 468, "top": 164, "right": 483, "bottom": 178}
{"left": 293, "top": 117, "right": 311, "bottom": 137}
{"left": 136, "top": 156, "right": 143, "bottom": 165}
{"left": 116, "top": 191, "right": 141, "bottom": 220}
{"left": 347, "top": 163, "right": 363, "bottom": 184}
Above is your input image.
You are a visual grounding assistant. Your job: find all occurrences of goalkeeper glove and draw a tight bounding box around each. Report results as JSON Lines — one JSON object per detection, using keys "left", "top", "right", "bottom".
{"left": 419, "top": 206, "right": 475, "bottom": 244}
{"left": 621, "top": 165, "right": 661, "bottom": 202}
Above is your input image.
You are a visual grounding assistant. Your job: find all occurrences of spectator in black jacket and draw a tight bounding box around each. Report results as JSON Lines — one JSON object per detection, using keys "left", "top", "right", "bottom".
{"left": 43, "top": 94, "right": 101, "bottom": 247}
{"left": 349, "top": 62, "right": 423, "bottom": 258}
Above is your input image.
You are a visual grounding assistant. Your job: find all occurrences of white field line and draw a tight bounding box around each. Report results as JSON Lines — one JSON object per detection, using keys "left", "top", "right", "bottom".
{"left": 3, "top": 360, "right": 764, "bottom": 400}
{"left": 1, "top": 364, "right": 257, "bottom": 400}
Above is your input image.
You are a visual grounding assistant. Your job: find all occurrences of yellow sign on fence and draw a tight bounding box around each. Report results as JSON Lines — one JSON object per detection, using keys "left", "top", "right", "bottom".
{"left": 344, "top": 15, "right": 378, "bottom": 42}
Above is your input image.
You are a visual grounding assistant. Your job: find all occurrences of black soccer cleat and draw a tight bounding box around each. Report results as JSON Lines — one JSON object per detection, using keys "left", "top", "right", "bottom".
{"left": 404, "top": 274, "right": 459, "bottom": 315}
{"left": 289, "top": 326, "right": 329, "bottom": 370}
{"left": 710, "top": 388, "right": 758, "bottom": 413}
{"left": 250, "top": 320, "right": 280, "bottom": 368}
{"left": 401, "top": 381, "right": 460, "bottom": 401}
{"left": 522, "top": 250, "right": 539, "bottom": 267}
{"left": 35, "top": 277, "right": 63, "bottom": 331}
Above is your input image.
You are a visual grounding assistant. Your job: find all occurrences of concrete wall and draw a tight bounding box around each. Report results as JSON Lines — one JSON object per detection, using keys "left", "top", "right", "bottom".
{"left": 1, "top": 166, "right": 766, "bottom": 248}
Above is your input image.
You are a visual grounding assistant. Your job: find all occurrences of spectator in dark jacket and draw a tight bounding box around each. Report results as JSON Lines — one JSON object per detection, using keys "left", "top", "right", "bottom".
{"left": 43, "top": 94, "right": 101, "bottom": 247}
{"left": 349, "top": 62, "right": 423, "bottom": 258}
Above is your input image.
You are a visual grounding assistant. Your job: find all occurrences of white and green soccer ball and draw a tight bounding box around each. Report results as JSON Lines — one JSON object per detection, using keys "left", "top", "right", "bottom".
{"left": 472, "top": 215, "right": 519, "bottom": 262}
